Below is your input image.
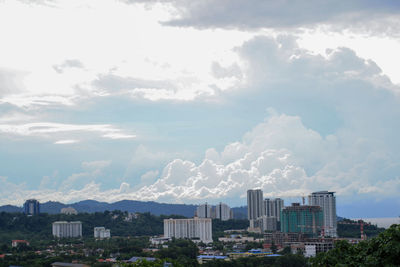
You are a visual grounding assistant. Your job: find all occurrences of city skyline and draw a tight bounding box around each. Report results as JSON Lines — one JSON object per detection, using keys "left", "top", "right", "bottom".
{"left": 0, "top": 0, "right": 400, "bottom": 218}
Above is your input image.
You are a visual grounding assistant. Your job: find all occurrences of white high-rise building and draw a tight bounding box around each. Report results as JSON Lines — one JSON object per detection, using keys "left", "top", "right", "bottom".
{"left": 164, "top": 217, "right": 213, "bottom": 243}
{"left": 52, "top": 221, "right": 82, "bottom": 238}
{"left": 94, "top": 227, "right": 111, "bottom": 239}
{"left": 264, "top": 198, "right": 284, "bottom": 222}
{"left": 215, "top": 203, "right": 232, "bottom": 221}
{"left": 255, "top": 216, "right": 277, "bottom": 232}
{"left": 196, "top": 203, "right": 212, "bottom": 218}
{"left": 247, "top": 189, "right": 264, "bottom": 220}
{"left": 308, "top": 191, "right": 337, "bottom": 237}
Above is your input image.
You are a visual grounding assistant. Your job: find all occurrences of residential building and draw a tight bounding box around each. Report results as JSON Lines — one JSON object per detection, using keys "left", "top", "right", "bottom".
{"left": 308, "top": 191, "right": 337, "bottom": 237}
{"left": 196, "top": 203, "right": 213, "bottom": 218}
{"left": 281, "top": 203, "right": 323, "bottom": 237}
{"left": 60, "top": 207, "right": 78, "bottom": 215}
{"left": 264, "top": 232, "right": 305, "bottom": 248}
{"left": 94, "top": 227, "right": 111, "bottom": 239}
{"left": 52, "top": 221, "right": 82, "bottom": 238}
{"left": 12, "top": 240, "right": 30, "bottom": 247}
{"left": 304, "top": 238, "right": 335, "bottom": 254}
{"left": 264, "top": 198, "right": 284, "bottom": 222}
{"left": 254, "top": 216, "right": 277, "bottom": 232}
{"left": 247, "top": 189, "right": 264, "bottom": 227}
{"left": 51, "top": 263, "right": 89, "bottom": 267}
{"left": 164, "top": 217, "right": 212, "bottom": 243}
{"left": 24, "top": 199, "right": 40, "bottom": 215}
{"left": 215, "top": 202, "right": 232, "bottom": 221}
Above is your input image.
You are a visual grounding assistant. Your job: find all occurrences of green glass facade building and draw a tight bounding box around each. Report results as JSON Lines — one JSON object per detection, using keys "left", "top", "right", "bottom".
{"left": 281, "top": 203, "right": 323, "bottom": 237}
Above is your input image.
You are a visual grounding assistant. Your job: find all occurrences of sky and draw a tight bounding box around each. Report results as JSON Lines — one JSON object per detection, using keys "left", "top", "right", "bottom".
{"left": 0, "top": 0, "right": 399, "bottom": 218}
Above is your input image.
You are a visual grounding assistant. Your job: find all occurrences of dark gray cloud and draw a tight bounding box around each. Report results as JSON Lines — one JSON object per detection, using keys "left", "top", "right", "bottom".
{"left": 53, "top": 59, "right": 84, "bottom": 74}
{"left": 122, "top": 0, "right": 400, "bottom": 33}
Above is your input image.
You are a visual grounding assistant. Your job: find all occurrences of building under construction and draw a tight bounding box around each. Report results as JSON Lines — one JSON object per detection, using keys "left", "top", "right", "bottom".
{"left": 281, "top": 203, "right": 324, "bottom": 237}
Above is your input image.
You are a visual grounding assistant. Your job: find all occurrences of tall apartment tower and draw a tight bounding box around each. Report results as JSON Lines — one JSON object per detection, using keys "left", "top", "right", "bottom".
{"left": 23, "top": 199, "right": 40, "bottom": 215}
{"left": 308, "top": 191, "right": 337, "bottom": 237}
{"left": 196, "top": 203, "right": 212, "bottom": 218}
{"left": 247, "top": 189, "right": 265, "bottom": 227}
{"left": 264, "top": 198, "right": 284, "bottom": 222}
{"left": 52, "top": 221, "right": 82, "bottom": 238}
{"left": 215, "top": 202, "right": 232, "bottom": 221}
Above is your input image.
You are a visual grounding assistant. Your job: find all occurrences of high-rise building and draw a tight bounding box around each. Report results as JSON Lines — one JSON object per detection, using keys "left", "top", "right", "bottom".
{"left": 23, "top": 199, "right": 40, "bottom": 215}
{"left": 281, "top": 203, "right": 323, "bottom": 237}
{"left": 94, "top": 227, "right": 111, "bottom": 239}
{"left": 254, "top": 216, "right": 278, "bottom": 232}
{"left": 308, "top": 191, "right": 337, "bottom": 237}
{"left": 264, "top": 198, "right": 284, "bottom": 222}
{"left": 196, "top": 203, "right": 212, "bottom": 218}
{"left": 164, "top": 217, "right": 212, "bottom": 243}
{"left": 215, "top": 202, "right": 232, "bottom": 221}
{"left": 52, "top": 221, "right": 82, "bottom": 238}
{"left": 247, "top": 189, "right": 264, "bottom": 222}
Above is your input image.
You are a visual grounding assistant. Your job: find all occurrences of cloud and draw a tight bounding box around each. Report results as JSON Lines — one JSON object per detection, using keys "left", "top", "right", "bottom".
{"left": 53, "top": 59, "right": 84, "bottom": 74}
{"left": 0, "top": 122, "right": 136, "bottom": 141}
{"left": 54, "top": 139, "right": 80, "bottom": 144}
{"left": 123, "top": 0, "right": 400, "bottom": 36}
{"left": 60, "top": 160, "right": 112, "bottom": 190}
{"left": 140, "top": 170, "right": 159, "bottom": 184}
{"left": 0, "top": 68, "right": 26, "bottom": 97}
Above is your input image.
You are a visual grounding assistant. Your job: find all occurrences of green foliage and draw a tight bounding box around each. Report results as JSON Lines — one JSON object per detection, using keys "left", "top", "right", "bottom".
{"left": 156, "top": 239, "right": 199, "bottom": 266}
{"left": 202, "top": 254, "right": 307, "bottom": 267}
{"left": 337, "top": 218, "right": 385, "bottom": 238}
{"left": 311, "top": 224, "right": 400, "bottom": 266}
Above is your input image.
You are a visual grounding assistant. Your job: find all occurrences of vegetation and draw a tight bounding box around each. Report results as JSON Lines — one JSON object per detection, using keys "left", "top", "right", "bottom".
{"left": 202, "top": 254, "right": 307, "bottom": 267}
{"left": 0, "top": 211, "right": 186, "bottom": 247}
{"left": 337, "top": 218, "right": 385, "bottom": 238}
{"left": 311, "top": 224, "right": 400, "bottom": 266}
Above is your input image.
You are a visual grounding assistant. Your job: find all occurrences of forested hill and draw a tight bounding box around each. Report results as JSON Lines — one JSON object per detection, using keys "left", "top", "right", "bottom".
{"left": 0, "top": 200, "right": 198, "bottom": 217}
{"left": 0, "top": 200, "right": 248, "bottom": 219}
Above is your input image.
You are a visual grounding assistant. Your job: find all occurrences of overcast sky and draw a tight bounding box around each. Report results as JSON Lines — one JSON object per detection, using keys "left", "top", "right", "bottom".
{"left": 0, "top": 0, "right": 399, "bottom": 217}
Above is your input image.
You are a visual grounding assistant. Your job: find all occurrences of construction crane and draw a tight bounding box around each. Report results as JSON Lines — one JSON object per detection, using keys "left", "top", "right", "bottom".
{"left": 338, "top": 220, "right": 367, "bottom": 240}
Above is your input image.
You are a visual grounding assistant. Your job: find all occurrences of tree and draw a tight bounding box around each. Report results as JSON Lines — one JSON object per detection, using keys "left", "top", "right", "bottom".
{"left": 311, "top": 224, "right": 400, "bottom": 266}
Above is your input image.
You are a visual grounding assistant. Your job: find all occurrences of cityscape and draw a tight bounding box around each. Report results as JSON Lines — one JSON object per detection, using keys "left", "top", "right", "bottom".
{"left": 1, "top": 0, "right": 400, "bottom": 266}
{"left": 0, "top": 188, "right": 398, "bottom": 266}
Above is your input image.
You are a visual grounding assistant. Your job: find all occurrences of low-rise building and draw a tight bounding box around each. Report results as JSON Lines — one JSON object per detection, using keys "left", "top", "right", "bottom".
{"left": 60, "top": 207, "right": 78, "bottom": 215}
{"left": 12, "top": 240, "right": 30, "bottom": 247}
{"left": 150, "top": 236, "right": 171, "bottom": 245}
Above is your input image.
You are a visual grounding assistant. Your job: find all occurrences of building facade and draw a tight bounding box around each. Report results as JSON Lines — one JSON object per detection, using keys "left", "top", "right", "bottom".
{"left": 196, "top": 203, "right": 213, "bottom": 218}
{"left": 254, "top": 216, "right": 277, "bottom": 232}
{"left": 94, "top": 227, "right": 110, "bottom": 239}
{"left": 215, "top": 203, "right": 232, "bottom": 221}
{"left": 281, "top": 203, "right": 323, "bottom": 237}
{"left": 23, "top": 199, "right": 40, "bottom": 215}
{"left": 164, "top": 217, "right": 212, "bottom": 243}
{"left": 60, "top": 207, "right": 78, "bottom": 215}
{"left": 247, "top": 189, "right": 265, "bottom": 227}
{"left": 52, "top": 221, "right": 82, "bottom": 238}
{"left": 308, "top": 191, "right": 337, "bottom": 237}
{"left": 264, "top": 198, "right": 284, "bottom": 222}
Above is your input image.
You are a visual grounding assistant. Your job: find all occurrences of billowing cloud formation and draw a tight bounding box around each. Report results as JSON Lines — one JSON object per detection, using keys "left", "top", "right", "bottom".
{"left": 123, "top": 0, "right": 400, "bottom": 35}
{"left": 133, "top": 111, "right": 400, "bottom": 203}
{"left": 2, "top": 112, "right": 399, "bottom": 206}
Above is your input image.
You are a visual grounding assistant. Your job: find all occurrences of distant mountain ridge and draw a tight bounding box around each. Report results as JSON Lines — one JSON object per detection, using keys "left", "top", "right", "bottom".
{"left": 0, "top": 200, "right": 247, "bottom": 219}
